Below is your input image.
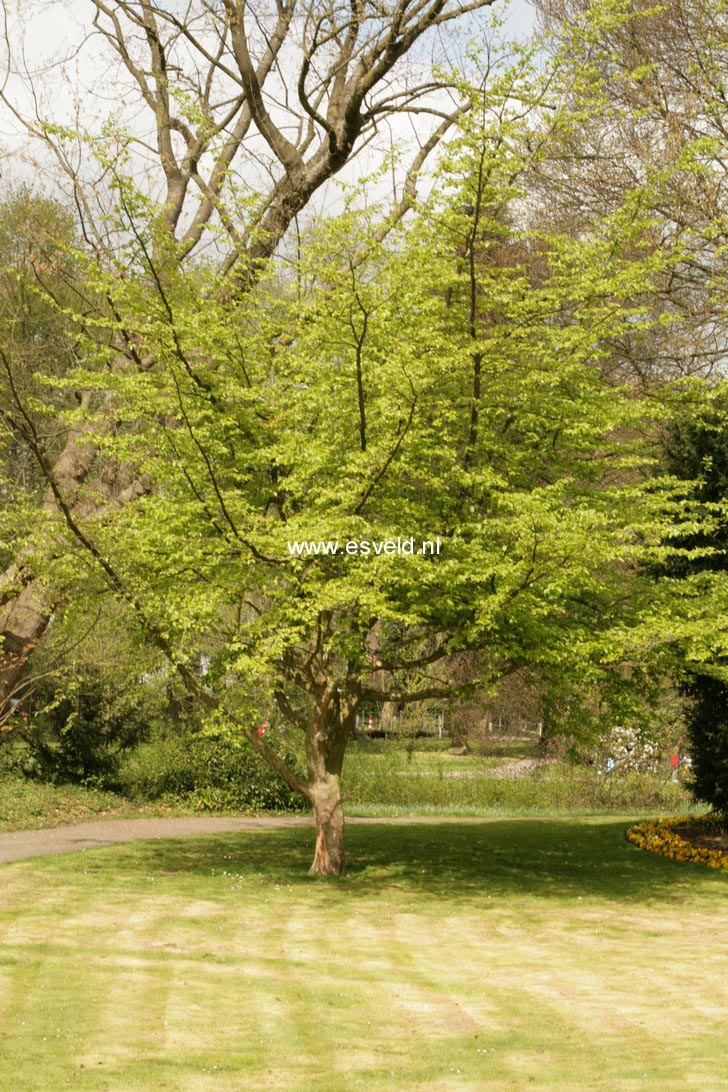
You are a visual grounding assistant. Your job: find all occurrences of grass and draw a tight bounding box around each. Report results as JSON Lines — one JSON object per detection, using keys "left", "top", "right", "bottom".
{"left": 0, "top": 818, "right": 726, "bottom": 1089}
{"left": 342, "top": 744, "right": 692, "bottom": 815}
{"left": 0, "top": 736, "right": 694, "bottom": 831}
{"left": 0, "top": 776, "right": 202, "bottom": 833}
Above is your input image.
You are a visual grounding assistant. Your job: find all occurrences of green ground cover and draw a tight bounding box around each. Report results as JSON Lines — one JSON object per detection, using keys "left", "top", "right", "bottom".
{"left": 0, "top": 736, "right": 693, "bottom": 830}
{"left": 0, "top": 778, "right": 195, "bottom": 833}
{"left": 342, "top": 744, "right": 691, "bottom": 816}
{"left": 0, "top": 819, "right": 725, "bottom": 1090}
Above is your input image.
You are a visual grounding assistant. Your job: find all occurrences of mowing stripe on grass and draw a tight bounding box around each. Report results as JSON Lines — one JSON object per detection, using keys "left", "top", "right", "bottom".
{"left": 0, "top": 820, "right": 725, "bottom": 1090}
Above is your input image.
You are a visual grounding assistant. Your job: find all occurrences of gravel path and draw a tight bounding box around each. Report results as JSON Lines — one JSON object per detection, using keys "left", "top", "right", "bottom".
{"left": 0, "top": 816, "right": 313, "bottom": 865}
{"left": 0, "top": 814, "right": 501, "bottom": 865}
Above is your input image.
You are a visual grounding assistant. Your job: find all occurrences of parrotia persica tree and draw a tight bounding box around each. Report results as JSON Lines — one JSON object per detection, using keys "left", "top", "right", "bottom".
{"left": 8, "top": 50, "right": 697, "bottom": 873}
{"left": 0, "top": 0, "right": 500, "bottom": 718}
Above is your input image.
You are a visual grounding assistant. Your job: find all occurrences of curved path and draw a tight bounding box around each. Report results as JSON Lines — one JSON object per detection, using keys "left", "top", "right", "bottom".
{"left": 0, "top": 814, "right": 495, "bottom": 866}
{"left": 0, "top": 816, "right": 313, "bottom": 865}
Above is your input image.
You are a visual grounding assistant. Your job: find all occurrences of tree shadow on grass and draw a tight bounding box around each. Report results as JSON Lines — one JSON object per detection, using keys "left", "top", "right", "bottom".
{"left": 79, "top": 818, "right": 727, "bottom": 904}
{"left": 346, "top": 819, "right": 727, "bottom": 903}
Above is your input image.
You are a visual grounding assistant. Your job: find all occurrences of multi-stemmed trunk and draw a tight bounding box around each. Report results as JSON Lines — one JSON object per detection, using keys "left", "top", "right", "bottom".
{"left": 309, "top": 770, "right": 346, "bottom": 877}
{"left": 305, "top": 695, "right": 351, "bottom": 877}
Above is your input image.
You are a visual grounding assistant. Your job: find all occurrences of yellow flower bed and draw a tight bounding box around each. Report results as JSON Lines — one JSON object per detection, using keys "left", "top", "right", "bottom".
{"left": 627, "top": 816, "right": 728, "bottom": 870}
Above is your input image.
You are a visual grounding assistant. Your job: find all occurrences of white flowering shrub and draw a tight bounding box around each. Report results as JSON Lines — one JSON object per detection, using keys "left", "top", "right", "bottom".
{"left": 602, "top": 724, "right": 660, "bottom": 773}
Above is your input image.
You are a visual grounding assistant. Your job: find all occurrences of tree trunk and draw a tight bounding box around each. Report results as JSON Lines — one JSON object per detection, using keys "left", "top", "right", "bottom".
{"left": 306, "top": 690, "right": 351, "bottom": 877}
{"left": 0, "top": 388, "right": 150, "bottom": 720}
{"left": 380, "top": 700, "right": 397, "bottom": 733}
{"left": 309, "top": 773, "right": 345, "bottom": 877}
{"left": 0, "top": 571, "right": 51, "bottom": 724}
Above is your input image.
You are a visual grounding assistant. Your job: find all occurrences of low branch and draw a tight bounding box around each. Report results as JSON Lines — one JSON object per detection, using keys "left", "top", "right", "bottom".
{"left": 241, "top": 726, "right": 311, "bottom": 800}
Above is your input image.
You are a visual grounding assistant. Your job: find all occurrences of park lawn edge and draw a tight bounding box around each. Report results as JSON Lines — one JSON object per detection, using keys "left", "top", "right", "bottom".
{"left": 627, "top": 815, "right": 728, "bottom": 869}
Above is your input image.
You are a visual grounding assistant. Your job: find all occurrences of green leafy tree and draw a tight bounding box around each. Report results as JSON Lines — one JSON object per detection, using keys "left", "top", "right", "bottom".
{"left": 8, "top": 54, "right": 699, "bottom": 875}
{"left": 0, "top": 0, "right": 501, "bottom": 721}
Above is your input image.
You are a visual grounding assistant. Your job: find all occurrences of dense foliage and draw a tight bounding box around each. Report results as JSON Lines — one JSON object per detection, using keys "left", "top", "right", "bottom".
{"left": 3, "top": 1, "right": 728, "bottom": 869}
{"left": 682, "top": 675, "right": 728, "bottom": 819}
{"left": 662, "top": 398, "right": 728, "bottom": 819}
{"left": 119, "top": 731, "right": 305, "bottom": 813}
{"left": 5, "top": 668, "right": 152, "bottom": 786}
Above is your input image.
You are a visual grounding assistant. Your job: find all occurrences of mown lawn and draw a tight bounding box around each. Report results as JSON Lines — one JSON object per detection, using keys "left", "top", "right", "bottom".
{"left": 0, "top": 819, "right": 726, "bottom": 1090}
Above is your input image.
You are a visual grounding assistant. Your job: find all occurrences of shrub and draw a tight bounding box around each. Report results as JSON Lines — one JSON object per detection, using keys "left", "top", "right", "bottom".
{"left": 5, "top": 669, "right": 158, "bottom": 787}
{"left": 118, "top": 730, "right": 306, "bottom": 812}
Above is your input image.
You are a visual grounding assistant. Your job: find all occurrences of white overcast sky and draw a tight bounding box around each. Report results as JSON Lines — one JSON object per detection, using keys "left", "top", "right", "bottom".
{"left": 504, "top": 0, "right": 537, "bottom": 37}
{"left": 0, "top": 0, "right": 539, "bottom": 246}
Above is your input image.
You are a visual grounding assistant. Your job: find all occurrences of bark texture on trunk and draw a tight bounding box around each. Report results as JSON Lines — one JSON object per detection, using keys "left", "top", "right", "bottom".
{"left": 306, "top": 687, "right": 352, "bottom": 876}
{"left": 379, "top": 700, "right": 397, "bottom": 733}
{"left": 309, "top": 774, "right": 345, "bottom": 877}
{"left": 0, "top": 569, "right": 51, "bottom": 723}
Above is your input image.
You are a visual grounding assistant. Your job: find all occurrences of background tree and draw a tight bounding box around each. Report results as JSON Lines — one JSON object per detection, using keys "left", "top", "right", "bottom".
{"left": 661, "top": 390, "right": 728, "bottom": 821}
{"left": 526, "top": 0, "right": 728, "bottom": 796}
{"left": 682, "top": 675, "right": 728, "bottom": 819}
{"left": 532, "top": 0, "right": 728, "bottom": 386}
{"left": 0, "top": 188, "right": 89, "bottom": 721}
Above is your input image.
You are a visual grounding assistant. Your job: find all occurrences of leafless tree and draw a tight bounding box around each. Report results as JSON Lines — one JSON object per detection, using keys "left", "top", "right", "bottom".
{"left": 531, "top": 0, "right": 728, "bottom": 385}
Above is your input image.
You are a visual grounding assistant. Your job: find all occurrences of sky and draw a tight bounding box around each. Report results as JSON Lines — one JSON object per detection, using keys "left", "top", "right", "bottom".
{"left": 504, "top": 0, "right": 538, "bottom": 38}
{"left": 0, "top": 0, "right": 540, "bottom": 242}
{"left": 0, "top": 1, "right": 539, "bottom": 145}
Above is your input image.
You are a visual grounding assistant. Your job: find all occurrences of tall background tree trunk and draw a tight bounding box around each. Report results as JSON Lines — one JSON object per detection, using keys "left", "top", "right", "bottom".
{"left": 0, "top": 395, "right": 149, "bottom": 720}
{"left": 0, "top": 572, "right": 50, "bottom": 723}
